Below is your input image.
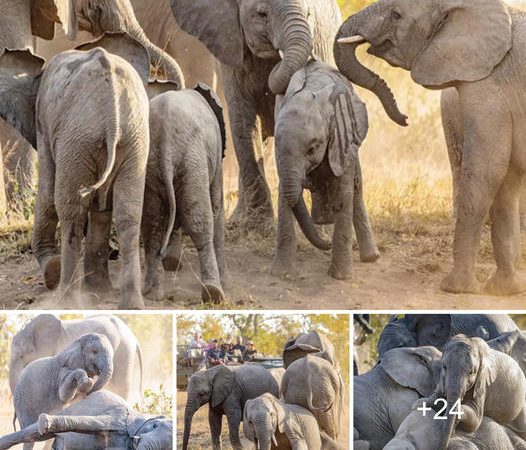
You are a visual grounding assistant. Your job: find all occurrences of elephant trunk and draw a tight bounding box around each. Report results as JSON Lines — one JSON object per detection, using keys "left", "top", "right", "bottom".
{"left": 334, "top": 6, "right": 407, "bottom": 126}
{"left": 91, "top": 352, "right": 113, "bottom": 392}
{"left": 293, "top": 196, "right": 332, "bottom": 251}
{"left": 127, "top": 22, "right": 185, "bottom": 88}
{"left": 268, "top": 1, "right": 313, "bottom": 94}
{"left": 253, "top": 419, "right": 273, "bottom": 450}
{"left": 438, "top": 388, "right": 462, "bottom": 450}
{"left": 182, "top": 400, "right": 198, "bottom": 450}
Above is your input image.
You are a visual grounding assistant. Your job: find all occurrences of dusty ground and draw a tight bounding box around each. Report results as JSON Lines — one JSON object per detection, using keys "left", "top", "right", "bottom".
{"left": 176, "top": 390, "right": 350, "bottom": 449}
{"left": 1, "top": 219, "right": 526, "bottom": 310}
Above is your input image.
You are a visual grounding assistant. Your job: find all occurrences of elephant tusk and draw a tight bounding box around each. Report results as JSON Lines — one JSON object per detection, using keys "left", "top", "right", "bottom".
{"left": 279, "top": 50, "right": 284, "bottom": 60}
{"left": 338, "top": 35, "right": 367, "bottom": 45}
{"left": 272, "top": 434, "right": 278, "bottom": 446}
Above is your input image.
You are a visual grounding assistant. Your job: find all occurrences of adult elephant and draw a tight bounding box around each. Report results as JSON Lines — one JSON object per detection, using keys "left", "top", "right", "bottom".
{"left": 283, "top": 330, "right": 338, "bottom": 370}
{"left": 377, "top": 314, "right": 519, "bottom": 357}
{"left": 182, "top": 364, "right": 279, "bottom": 450}
{"left": 171, "top": 0, "right": 342, "bottom": 231}
{"left": 8, "top": 314, "right": 143, "bottom": 402}
{"left": 335, "top": 0, "right": 526, "bottom": 295}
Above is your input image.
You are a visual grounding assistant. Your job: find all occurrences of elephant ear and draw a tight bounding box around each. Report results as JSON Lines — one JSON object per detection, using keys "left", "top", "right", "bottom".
{"left": 273, "top": 398, "right": 287, "bottom": 434}
{"left": 472, "top": 338, "right": 497, "bottom": 401}
{"left": 211, "top": 365, "right": 236, "bottom": 408}
{"left": 76, "top": 32, "right": 151, "bottom": 85}
{"left": 487, "top": 331, "right": 520, "bottom": 355}
{"left": 32, "top": 0, "right": 78, "bottom": 40}
{"left": 171, "top": 0, "right": 244, "bottom": 67}
{"left": 326, "top": 79, "right": 368, "bottom": 177}
{"left": 382, "top": 346, "right": 442, "bottom": 396}
{"left": 194, "top": 83, "right": 227, "bottom": 158}
{"left": 28, "top": 314, "right": 63, "bottom": 355}
{"left": 411, "top": 0, "right": 512, "bottom": 88}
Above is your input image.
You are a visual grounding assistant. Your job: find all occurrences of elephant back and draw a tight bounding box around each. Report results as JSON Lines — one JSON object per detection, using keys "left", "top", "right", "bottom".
{"left": 283, "top": 330, "right": 338, "bottom": 370}
{"left": 238, "top": 364, "right": 280, "bottom": 401}
{"left": 450, "top": 314, "right": 518, "bottom": 341}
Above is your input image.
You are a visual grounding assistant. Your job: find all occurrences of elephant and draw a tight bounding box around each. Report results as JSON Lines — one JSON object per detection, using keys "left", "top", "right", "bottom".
{"left": 282, "top": 353, "right": 344, "bottom": 441}
{"left": 272, "top": 59, "right": 379, "bottom": 281}
{"left": 0, "top": 34, "right": 152, "bottom": 308}
{"left": 243, "top": 392, "right": 343, "bottom": 450}
{"left": 420, "top": 335, "right": 526, "bottom": 449}
{"left": 14, "top": 333, "right": 114, "bottom": 448}
{"left": 182, "top": 363, "right": 280, "bottom": 450}
{"left": 488, "top": 329, "right": 526, "bottom": 377}
{"left": 0, "top": 390, "right": 172, "bottom": 450}
{"left": 171, "top": 0, "right": 342, "bottom": 232}
{"left": 268, "top": 367, "right": 286, "bottom": 397}
{"left": 283, "top": 330, "right": 339, "bottom": 371}
{"left": 377, "top": 314, "right": 519, "bottom": 357}
{"left": 335, "top": 0, "right": 526, "bottom": 296}
{"left": 141, "top": 82, "right": 228, "bottom": 304}
{"left": 354, "top": 346, "right": 442, "bottom": 450}
{"left": 9, "top": 314, "right": 143, "bottom": 402}
{"left": 384, "top": 411, "right": 526, "bottom": 450}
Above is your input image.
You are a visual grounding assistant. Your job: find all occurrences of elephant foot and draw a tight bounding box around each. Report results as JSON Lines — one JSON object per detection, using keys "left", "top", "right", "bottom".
{"left": 485, "top": 271, "right": 526, "bottom": 296}
{"left": 201, "top": 283, "right": 226, "bottom": 304}
{"left": 271, "top": 258, "right": 298, "bottom": 280}
{"left": 440, "top": 271, "right": 481, "bottom": 294}
{"left": 162, "top": 253, "right": 183, "bottom": 272}
{"left": 118, "top": 293, "right": 145, "bottom": 310}
{"left": 43, "top": 255, "right": 61, "bottom": 290}
{"left": 359, "top": 245, "right": 380, "bottom": 263}
{"left": 328, "top": 262, "right": 351, "bottom": 280}
{"left": 84, "top": 273, "right": 113, "bottom": 293}
{"left": 143, "top": 284, "right": 165, "bottom": 302}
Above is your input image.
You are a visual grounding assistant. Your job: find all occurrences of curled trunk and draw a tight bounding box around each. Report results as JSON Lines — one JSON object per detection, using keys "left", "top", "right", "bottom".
{"left": 268, "top": 1, "right": 312, "bottom": 95}
{"left": 91, "top": 354, "right": 113, "bottom": 392}
{"left": 334, "top": 7, "right": 407, "bottom": 126}
{"left": 293, "top": 196, "right": 332, "bottom": 251}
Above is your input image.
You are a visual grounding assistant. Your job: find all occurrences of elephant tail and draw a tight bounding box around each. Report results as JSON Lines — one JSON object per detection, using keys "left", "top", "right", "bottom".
{"left": 79, "top": 78, "right": 121, "bottom": 203}
{"left": 136, "top": 341, "right": 144, "bottom": 396}
{"left": 12, "top": 412, "right": 16, "bottom": 432}
{"left": 159, "top": 164, "right": 176, "bottom": 259}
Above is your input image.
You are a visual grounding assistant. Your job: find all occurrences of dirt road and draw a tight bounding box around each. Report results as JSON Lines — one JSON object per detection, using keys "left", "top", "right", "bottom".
{"left": 1, "top": 219, "right": 525, "bottom": 310}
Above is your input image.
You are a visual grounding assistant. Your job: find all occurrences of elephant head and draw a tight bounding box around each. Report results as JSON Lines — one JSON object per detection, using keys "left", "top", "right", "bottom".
{"left": 335, "top": 0, "right": 512, "bottom": 126}
{"left": 182, "top": 365, "right": 235, "bottom": 450}
{"left": 8, "top": 315, "right": 63, "bottom": 394}
{"left": 243, "top": 393, "right": 284, "bottom": 450}
{"left": 62, "top": 333, "right": 115, "bottom": 393}
{"left": 488, "top": 330, "right": 526, "bottom": 375}
{"left": 171, "top": 0, "right": 313, "bottom": 94}
{"left": 30, "top": 0, "right": 184, "bottom": 87}
{"left": 283, "top": 330, "right": 338, "bottom": 370}
{"left": 275, "top": 64, "right": 368, "bottom": 250}
{"left": 129, "top": 415, "right": 173, "bottom": 450}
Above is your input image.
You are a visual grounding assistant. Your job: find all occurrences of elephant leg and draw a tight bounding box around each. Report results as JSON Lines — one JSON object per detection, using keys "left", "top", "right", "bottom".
{"left": 311, "top": 190, "right": 334, "bottom": 225}
{"left": 271, "top": 190, "right": 298, "bottom": 278}
{"left": 353, "top": 163, "right": 380, "bottom": 263}
{"left": 441, "top": 89, "right": 511, "bottom": 294}
{"left": 57, "top": 217, "right": 84, "bottom": 302}
{"left": 32, "top": 143, "right": 60, "bottom": 290}
{"left": 113, "top": 171, "right": 145, "bottom": 310}
{"left": 141, "top": 189, "right": 165, "bottom": 301}
{"left": 220, "top": 64, "right": 273, "bottom": 232}
{"left": 211, "top": 170, "right": 230, "bottom": 289}
{"left": 162, "top": 228, "right": 184, "bottom": 272}
{"left": 0, "top": 423, "right": 55, "bottom": 450}
{"left": 328, "top": 176, "right": 354, "bottom": 280}
{"left": 520, "top": 177, "right": 526, "bottom": 232}
{"left": 83, "top": 209, "right": 113, "bottom": 293}
{"left": 486, "top": 167, "right": 525, "bottom": 295}
{"left": 225, "top": 407, "right": 243, "bottom": 450}
{"left": 209, "top": 409, "right": 223, "bottom": 450}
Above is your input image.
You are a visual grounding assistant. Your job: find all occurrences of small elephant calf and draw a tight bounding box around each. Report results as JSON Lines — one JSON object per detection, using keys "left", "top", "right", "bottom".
{"left": 272, "top": 60, "right": 379, "bottom": 281}
{"left": 141, "top": 83, "right": 228, "bottom": 303}
{"left": 14, "top": 333, "right": 114, "bottom": 448}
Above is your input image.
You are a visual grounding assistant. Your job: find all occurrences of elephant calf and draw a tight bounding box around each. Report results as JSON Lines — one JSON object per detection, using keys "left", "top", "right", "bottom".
{"left": 141, "top": 83, "right": 228, "bottom": 303}
{"left": 0, "top": 35, "right": 152, "bottom": 309}
{"left": 14, "top": 333, "right": 114, "bottom": 446}
{"left": 272, "top": 60, "right": 379, "bottom": 281}
{"left": 0, "top": 391, "right": 172, "bottom": 450}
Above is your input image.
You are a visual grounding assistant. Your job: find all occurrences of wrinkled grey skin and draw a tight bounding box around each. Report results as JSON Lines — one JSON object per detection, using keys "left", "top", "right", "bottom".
{"left": 0, "top": 391, "right": 172, "bottom": 450}
{"left": 377, "top": 314, "right": 519, "bottom": 357}
{"left": 283, "top": 330, "right": 339, "bottom": 371}
{"left": 385, "top": 410, "right": 526, "bottom": 450}
{"left": 419, "top": 335, "right": 526, "bottom": 449}
{"left": 14, "top": 333, "right": 114, "bottom": 450}
{"left": 0, "top": 35, "right": 151, "bottom": 309}
{"left": 282, "top": 353, "right": 344, "bottom": 441}
{"left": 172, "top": 0, "right": 341, "bottom": 232}
{"left": 268, "top": 368, "right": 286, "bottom": 397}
{"left": 336, "top": 0, "right": 526, "bottom": 296}
{"left": 243, "top": 392, "right": 343, "bottom": 450}
{"left": 9, "top": 314, "right": 143, "bottom": 402}
{"left": 354, "top": 346, "right": 442, "bottom": 450}
{"left": 273, "top": 60, "right": 378, "bottom": 281}
{"left": 488, "top": 330, "right": 526, "bottom": 377}
{"left": 141, "top": 85, "right": 228, "bottom": 304}
{"left": 182, "top": 364, "right": 279, "bottom": 450}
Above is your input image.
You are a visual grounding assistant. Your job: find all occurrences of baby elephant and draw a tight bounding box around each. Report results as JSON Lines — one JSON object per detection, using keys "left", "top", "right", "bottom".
{"left": 14, "top": 333, "right": 114, "bottom": 450}
{"left": 141, "top": 83, "right": 228, "bottom": 303}
{"left": 243, "top": 393, "right": 343, "bottom": 449}
{"left": 272, "top": 60, "right": 379, "bottom": 281}
{"left": 420, "top": 335, "right": 526, "bottom": 448}
{"left": 0, "top": 34, "right": 152, "bottom": 309}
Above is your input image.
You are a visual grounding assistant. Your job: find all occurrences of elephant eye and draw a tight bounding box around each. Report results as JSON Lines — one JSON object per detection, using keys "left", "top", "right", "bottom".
{"left": 307, "top": 146, "right": 316, "bottom": 156}
{"left": 391, "top": 10, "right": 402, "bottom": 21}
{"left": 153, "top": 423, "right": 158, "bottom": 429}
{"left": 256, "top": 5, "right": 268, "bottom": 19}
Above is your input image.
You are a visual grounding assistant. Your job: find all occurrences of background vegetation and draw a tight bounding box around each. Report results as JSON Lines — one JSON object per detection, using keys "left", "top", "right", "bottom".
{"left": 178, "top": 313, "right": 350, "bottom": 382}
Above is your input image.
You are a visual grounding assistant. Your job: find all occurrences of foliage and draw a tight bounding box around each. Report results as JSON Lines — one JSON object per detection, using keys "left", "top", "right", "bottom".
{"left": 134, "top": 385, "right": 173, "bottom": 416}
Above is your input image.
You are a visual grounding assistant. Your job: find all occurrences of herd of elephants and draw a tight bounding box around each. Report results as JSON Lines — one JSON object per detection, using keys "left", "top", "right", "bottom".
{"left": 1, "top": 0, "right": 525, "bottom": 308}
